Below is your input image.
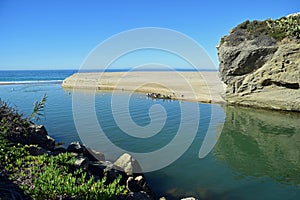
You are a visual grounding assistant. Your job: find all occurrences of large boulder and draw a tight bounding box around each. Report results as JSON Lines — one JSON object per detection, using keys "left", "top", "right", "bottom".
{"left": 113, "top": 153, "right": 142, "bottom": 176}
{"left": 218, "top": 15, "right": 300, "bottom": 111}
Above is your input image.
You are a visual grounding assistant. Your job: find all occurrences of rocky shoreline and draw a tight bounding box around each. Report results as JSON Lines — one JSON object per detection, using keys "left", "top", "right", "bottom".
{"left": 10, "top": 124, "right": 156, "bottom": 200}
{"left": 2, "top": 122, "right": 198, "bottom": 200}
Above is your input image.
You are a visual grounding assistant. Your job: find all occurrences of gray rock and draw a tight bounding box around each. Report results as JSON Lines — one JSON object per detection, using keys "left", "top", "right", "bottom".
{"left": 67, "top": 142, "right": 86, "bottom": 154}
{"left": 67, "top": 143, "right": 105, "bottom": 161}
{"left": 90, "top": 160, "right": 126, "bottom": 184}
{"left": 28, "top": 146, "right": 50, "bottom": 156}
{"left": 121, "top": 191, "right": 152, "bottom": 200}
{"left": 51, "top": 147, "right": 67, "bottom": 156}
{"left": 114, "top": 153, "right": 142, "bottom": 176}
{"left": 88, "top": 161, "right": 107, "bottom": 177}
{"left": 28, "top": 124, "right": 48, "bottom": 135}
{"left": 85, "top": 148, "right": 105, "bottom": 161}
{"left": 126, "top": 176, "right": 156, "bottom": 199}
{"left": 181, "top": 197, "right": 197, "bottom": 200}
{"left": 74, "top": 157, "right": 89, "bottom": 170}
{"left": 27, "top": 125, "right": 55, "bottom": 150}
{"left": 105, "top": 168, "right": 120, "bottom": 182}
{"left": 126, "top": 176, "right": 142, "bottom": 192}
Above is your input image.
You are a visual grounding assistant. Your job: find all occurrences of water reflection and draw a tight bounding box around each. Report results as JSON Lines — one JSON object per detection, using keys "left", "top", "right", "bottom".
{"left": 214, "top": 106, "right": 300, "bottom": 185}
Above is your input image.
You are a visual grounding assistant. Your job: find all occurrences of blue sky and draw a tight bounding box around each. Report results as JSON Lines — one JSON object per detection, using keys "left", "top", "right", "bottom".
{"left": 0, "top": 0, "right": 299, "bottom": 70}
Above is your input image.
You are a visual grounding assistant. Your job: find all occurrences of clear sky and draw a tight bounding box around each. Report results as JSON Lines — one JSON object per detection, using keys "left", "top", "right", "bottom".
{"left": 0, "top": 0, "right": 299, "bottom": 70}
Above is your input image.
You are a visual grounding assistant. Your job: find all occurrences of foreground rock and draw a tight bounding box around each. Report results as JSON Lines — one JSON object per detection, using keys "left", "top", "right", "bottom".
{"left": 8, "top": 124, "right": 55, "bottom": 150}
{"left": 114, "top": 153, "right": 143, "bottom": 176}
{"left": 65, "top": 144, "right": 156, "bottom": 200}
{"left": 218, "top": 14, "right": 300, "bottom": 111}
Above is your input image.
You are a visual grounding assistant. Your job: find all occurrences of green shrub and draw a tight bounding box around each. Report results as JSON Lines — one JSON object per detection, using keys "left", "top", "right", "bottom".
{"left": 18, "top": 153, "right": 126, "bottom": 199}
{"left": 266, "top": 15, "right": 300, "bottom": 40}
{"left": 0, "top": 99, "right": 30, "bottom": 138}
{"left": 0, "top": 99, "right": 128, "bottom": 199}
{"left": 221, "top": 14, "right": 300, "bottom": 45}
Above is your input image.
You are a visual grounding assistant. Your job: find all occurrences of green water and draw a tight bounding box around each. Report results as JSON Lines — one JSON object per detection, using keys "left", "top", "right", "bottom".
{"left": 147, "top": 106, "right": 300, "bottom": 199}
{"left": 0, "top": 84, "right": 299, "bottom": 199}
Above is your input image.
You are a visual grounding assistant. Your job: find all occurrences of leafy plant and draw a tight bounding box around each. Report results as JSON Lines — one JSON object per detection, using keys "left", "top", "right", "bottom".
{"left": 0, "top": 99, "right": 30, "bottom": 139}
{"left": 29, "top": 93, "right": 47, "bottom": 122}
{"left": 266, "top": 15, "right": 300, "bottom": 40}
{"left": 0, "top": 135, "right": 127, "bottom": 199}
{"left": 16, "top": 151, "right": 126, "bottom": 199}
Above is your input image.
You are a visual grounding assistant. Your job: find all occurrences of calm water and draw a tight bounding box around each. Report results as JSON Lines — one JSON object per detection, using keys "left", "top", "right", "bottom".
{"left": 0, "top": 70, "right": 77, "bottom": 83}
{"left": 0, "top": 70, "right": 299, "bottom": 199}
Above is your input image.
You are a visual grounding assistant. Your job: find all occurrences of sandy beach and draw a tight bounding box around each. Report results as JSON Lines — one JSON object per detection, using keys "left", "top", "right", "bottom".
{"left": 62, "top": 71, "right": 226, "bottom": 104}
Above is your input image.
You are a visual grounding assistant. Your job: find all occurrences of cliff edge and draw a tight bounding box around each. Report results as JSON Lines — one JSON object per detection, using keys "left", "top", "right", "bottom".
{"left": 218, "top": 13, "right": 300, "bottom": 111}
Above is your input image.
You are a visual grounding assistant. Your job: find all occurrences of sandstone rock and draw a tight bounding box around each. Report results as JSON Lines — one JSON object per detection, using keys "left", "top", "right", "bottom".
{"left": 114, "top": 153, "right": 142, "bottom": 176}
{"left": 218, "top": 17, "right": 300, "bottom": 111}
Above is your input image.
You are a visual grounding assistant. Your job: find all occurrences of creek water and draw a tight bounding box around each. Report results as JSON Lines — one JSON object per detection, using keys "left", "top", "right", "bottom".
{"left": 0, "top": 72, "right": 299, "bottom": 199}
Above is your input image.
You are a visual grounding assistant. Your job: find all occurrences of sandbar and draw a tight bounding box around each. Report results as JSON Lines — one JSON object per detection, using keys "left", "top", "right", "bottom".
{"left": 62, "top": 71, "right": 226, "bottom": 104}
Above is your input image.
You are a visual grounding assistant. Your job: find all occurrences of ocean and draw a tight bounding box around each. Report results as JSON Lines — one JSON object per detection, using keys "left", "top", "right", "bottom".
{"left": 0, "top": 70, "right": 299, "bottom": 199}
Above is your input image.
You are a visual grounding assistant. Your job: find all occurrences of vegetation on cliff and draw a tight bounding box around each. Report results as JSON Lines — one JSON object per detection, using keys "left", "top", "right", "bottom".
{"left": 220, "top": 13, "right": 300, "bottom": 46}
{"left": 0, "top": 98, "right": 127, "bottom": 200}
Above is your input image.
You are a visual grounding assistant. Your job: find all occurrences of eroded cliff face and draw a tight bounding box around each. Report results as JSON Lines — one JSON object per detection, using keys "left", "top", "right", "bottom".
{"left": 218, "top": 16, "right": 300, "bottom": 111}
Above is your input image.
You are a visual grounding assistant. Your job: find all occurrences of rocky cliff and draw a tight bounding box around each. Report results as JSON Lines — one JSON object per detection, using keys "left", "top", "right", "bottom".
{"left": 218, "top": 13, "right": 300, "bottom": 111}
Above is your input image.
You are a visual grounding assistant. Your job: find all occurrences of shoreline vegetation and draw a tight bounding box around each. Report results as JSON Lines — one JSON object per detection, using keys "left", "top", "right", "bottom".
{"left": 62, "top": 71, "right": 226, "bottom": 104}
{"left": 0, "top": 97, "right": 157, "bottom": 200}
